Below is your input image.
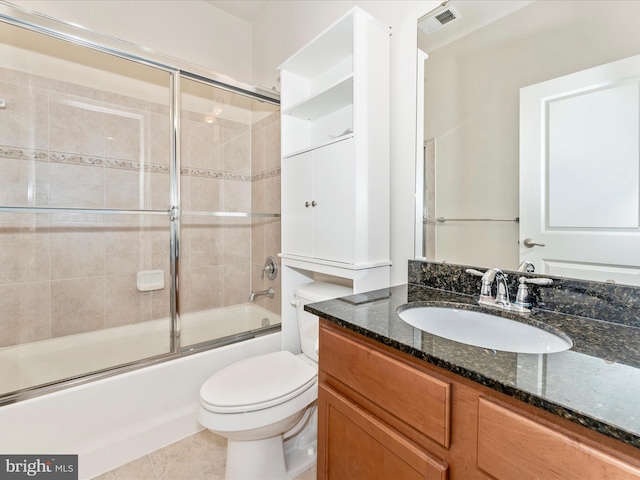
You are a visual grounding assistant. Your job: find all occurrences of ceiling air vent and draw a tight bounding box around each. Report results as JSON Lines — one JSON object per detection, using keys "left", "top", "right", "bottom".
{"left": 418, "top": 4, "right": 461, "bottom": 35}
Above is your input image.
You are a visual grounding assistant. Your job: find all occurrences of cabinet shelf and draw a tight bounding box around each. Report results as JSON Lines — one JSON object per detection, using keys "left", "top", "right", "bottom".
{"left": 282, "top": 133, "right": 354, "bottom": 159}
{"left": 280, "top": 253, "right": 391, "bottom": 271}
{"left": 282, "top": 75, "right": 353, "bottom": 121}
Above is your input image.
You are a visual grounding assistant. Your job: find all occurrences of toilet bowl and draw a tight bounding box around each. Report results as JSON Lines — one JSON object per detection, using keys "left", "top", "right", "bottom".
{"left": 197, "top": 282, "right": 352, "bottom": 480}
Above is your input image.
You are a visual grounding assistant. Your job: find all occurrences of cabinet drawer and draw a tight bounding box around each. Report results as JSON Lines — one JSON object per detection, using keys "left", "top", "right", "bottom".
{"left": 477, "top": 397, "right": 640, "bottom": 480}
{"left": 320, "top": 325, "right": 451, "bottom": 448}
{"left": 319, "top": 384, "right": 448, "bottom": 480}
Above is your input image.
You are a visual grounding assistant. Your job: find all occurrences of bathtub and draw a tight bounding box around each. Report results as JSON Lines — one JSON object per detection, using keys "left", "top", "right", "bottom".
{"left": 0, "top": 304, "right": 282, "bottom": 479}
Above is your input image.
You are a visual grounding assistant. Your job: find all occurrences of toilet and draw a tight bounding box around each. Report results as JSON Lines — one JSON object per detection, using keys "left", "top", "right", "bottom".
{"left": 197, "top": 282, "right": 352, "bottom": 480}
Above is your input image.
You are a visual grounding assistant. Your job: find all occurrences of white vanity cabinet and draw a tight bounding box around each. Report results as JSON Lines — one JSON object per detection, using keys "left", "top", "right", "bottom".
{"left": 279, "top": 6, "right": 390, "bottom": 271}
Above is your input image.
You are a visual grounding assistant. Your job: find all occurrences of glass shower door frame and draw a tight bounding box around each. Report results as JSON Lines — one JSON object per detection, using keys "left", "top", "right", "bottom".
{"left": 0, "top": 1, "right": 280, "bottom": 405}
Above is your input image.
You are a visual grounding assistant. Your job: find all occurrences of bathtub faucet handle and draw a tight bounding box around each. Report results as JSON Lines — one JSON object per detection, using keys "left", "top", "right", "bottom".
{"left": 261, "top": 256, "right": 278, "bottom": 280}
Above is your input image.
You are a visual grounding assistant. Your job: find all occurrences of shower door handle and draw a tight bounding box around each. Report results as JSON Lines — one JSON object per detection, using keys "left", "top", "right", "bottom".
{"left": 170, "top": 206, "right": 181, "bottom": 221}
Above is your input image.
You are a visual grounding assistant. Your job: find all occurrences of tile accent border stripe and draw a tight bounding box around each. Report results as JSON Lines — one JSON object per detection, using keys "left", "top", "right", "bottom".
{"left": 0, "top": 145, "right": 280, "bottom": 182}
{"left": 0, "top": 145, "right": 48, "bottom": 162}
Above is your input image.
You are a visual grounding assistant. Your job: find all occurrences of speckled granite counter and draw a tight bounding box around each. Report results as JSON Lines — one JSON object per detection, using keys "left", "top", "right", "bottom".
{"left": 306, "top": 283, "right": 640, "bottom": 450}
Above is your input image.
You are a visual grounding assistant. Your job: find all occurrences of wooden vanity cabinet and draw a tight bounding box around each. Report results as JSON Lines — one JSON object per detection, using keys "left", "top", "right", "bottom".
{"left": 317, "top": 320, "right": 640, "bottom": 480}
{"left": 477, "top": 398, "right": 640, "bottom": 480}
{"left": 318, "top": 385, "right": 447, "bottom": 480}
{"left": 318, "top": 322, "right": 450, "bottom": 480}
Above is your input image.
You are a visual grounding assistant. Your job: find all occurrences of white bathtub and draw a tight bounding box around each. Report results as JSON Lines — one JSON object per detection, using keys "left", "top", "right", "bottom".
{"left": 0, "top": 303, "right": 281, "bottom": 395}
{"left": 0, "top": 304, "right": 282, "bottom": 479}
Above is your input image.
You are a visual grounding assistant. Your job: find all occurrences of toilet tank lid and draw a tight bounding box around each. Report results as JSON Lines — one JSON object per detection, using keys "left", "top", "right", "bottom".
{"left": 295, "top": 282, "right": 352, "bottom": 303}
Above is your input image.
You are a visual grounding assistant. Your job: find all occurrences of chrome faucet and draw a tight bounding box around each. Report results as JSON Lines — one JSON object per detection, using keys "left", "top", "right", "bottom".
{"left": 467, "top": 267, "right": 554, "bottom": 313}
{"left": 466, "top": 267, "right": 510, "bottom": 309}
{"left": 249, "top": 287, "right": 275, "bottom": 302}
{"left": 482, "top": 268, "right": 510, "bottom": 307}
{"left": 517, "top": 260, "right": 535, "bottom": 273}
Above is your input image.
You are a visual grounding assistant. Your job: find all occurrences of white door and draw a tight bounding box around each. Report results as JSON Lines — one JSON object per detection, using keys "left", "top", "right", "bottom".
{"left": 281, "top": 150, "right": 313, "bottom": 258}
{"left": 281, "top": 138, "right": 355, "bottom": 263}
{"left": 312, "top": 137, "right": 355, "bottom": 263}
{"left": 520, "top": 54, "right": 640, "bottom": 285}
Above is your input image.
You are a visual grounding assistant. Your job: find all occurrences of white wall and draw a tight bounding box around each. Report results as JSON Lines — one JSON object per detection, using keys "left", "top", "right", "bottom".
{"left": 11, "top": 0, "right": 253, "bottom": 81}
{"left": 253, "top": 1, "right": 439, "bottom": 286}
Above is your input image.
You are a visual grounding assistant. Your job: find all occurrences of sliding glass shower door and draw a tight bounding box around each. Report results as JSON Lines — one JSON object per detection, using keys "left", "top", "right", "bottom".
{"left": 0, "top": 19, "right": 175, "bottom": 397}
{"left": 179, "top": 77, "right": 281, "bottom": 348}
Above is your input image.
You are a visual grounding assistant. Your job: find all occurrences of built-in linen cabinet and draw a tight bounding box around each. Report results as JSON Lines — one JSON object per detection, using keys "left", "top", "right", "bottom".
{"left": 282, "top": 138, "right": 355, "bottom": 263}
{"left": 279, "top": 7, "right": 390, "bottom": 272}
{"left": 279, "top": 7, "right": 391, "bottom": 362}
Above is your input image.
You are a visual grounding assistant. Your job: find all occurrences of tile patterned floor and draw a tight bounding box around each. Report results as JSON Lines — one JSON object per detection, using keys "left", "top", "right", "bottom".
{"left": 93, "top": 429, "right": 316, "bottom": 480}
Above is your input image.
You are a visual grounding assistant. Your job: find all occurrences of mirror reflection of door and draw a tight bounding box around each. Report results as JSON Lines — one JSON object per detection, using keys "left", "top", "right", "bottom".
{"left": 520, "top": 54, "right": 640, "bottom": 285}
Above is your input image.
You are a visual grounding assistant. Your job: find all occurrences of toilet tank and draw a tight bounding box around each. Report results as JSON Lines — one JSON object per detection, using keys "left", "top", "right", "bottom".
{"left": 294, "top": 282, "right": 352, "bottom": 362}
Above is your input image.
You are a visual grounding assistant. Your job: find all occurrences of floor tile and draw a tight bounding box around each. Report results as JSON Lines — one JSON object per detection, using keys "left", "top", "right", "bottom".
{"left": 93, "top": 455, "right": 155, "bottom": 480}
{"left": 149, "top": 430, "right": 226, "bottom": 480}
{"left": 294, "top": 465, "right": 316, "bottom": 480}
{"left": 93, "top": 429, "right": 316, "bottom": 480}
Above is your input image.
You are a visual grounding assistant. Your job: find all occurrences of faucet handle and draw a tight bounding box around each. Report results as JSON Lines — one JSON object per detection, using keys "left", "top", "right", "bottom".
{"left": 523, "top": 277, "right": 553, "bottom": 286}
{"left": 261, "top": 256, "right": 278, "bottom": 280}
{"left": 466, "top": 268, "right": 494, "bottom": 299}
{"left": 513, "top": 276, "right": 553, "bottom": 312}
{"left": 465, "top": 268, "right": 484, "bottom": 277}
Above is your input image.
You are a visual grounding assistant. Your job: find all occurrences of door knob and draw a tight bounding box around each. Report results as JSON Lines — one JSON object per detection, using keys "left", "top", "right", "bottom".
{"left": 305, "top": 201, "right": 310, "bottom": 208}
{"left": 523, "top": 238, "right": 545, "bottom": 248}
{"left": 311, "top": 201, "right": 317, "bottom": 207}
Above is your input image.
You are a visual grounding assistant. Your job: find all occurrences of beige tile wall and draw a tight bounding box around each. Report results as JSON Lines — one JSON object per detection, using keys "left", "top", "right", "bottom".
{"left": 0, "top": 67, "right": 281, "bottom": 349}
{"left": 250, "top": 113, "right": 282, "bottom": 315}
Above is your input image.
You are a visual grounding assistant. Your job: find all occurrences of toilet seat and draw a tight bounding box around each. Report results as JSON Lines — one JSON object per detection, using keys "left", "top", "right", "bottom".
{"left": 200, "top": 351, "right": 317, "bottom": 414}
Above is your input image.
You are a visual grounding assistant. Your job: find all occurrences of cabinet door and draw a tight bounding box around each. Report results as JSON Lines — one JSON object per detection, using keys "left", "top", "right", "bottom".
{"left": 282, "top": 150, "right": 313, "bottom": 257}
{"left": 318, "top": 384, "right": 448, "bottom": 480}
{"left": 477, "top": 397, "right": 640, "bottom": 480}
{"left": 312, "top": 138, "right": 355, "bottom": 263}
{"left": 320, "top": 325, "right": 451, "bottom": 448}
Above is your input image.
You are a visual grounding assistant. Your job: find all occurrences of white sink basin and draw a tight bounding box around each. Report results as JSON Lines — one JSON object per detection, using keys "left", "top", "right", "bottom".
{"left": 398, "top": 306, "right": 572, "bottom": 354}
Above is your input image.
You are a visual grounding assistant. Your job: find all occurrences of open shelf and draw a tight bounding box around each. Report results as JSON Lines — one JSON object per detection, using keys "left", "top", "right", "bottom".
{"left": 282, "top": 75, "right": 353, "bottom": 121}
{"left": 278, "top": 12, "right": 354, "bottom": 79}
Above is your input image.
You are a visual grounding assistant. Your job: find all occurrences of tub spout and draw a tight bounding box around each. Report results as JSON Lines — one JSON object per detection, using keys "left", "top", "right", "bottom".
{"left": 249, "top": 287, "right": 275, "bottom": 302}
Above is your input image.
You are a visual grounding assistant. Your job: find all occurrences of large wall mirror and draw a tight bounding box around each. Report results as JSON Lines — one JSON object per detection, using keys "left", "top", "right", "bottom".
{"left": 416, "top": 0, "right": 640, "bottom": 285}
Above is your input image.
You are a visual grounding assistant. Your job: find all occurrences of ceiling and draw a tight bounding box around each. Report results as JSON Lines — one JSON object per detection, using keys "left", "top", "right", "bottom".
{"left": 418, "top": 1, "right": 534, "bottom": 52}
{"left": 202, "top": 0, "right": 534, "bottom": 46}
{"left": 202, "top": 0, "right": 270, "bottom": 24}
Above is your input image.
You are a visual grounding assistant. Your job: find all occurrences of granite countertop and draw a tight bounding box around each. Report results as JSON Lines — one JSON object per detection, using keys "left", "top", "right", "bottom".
{"left": 306, "top": 284, "right": 640, "bottom": 450}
